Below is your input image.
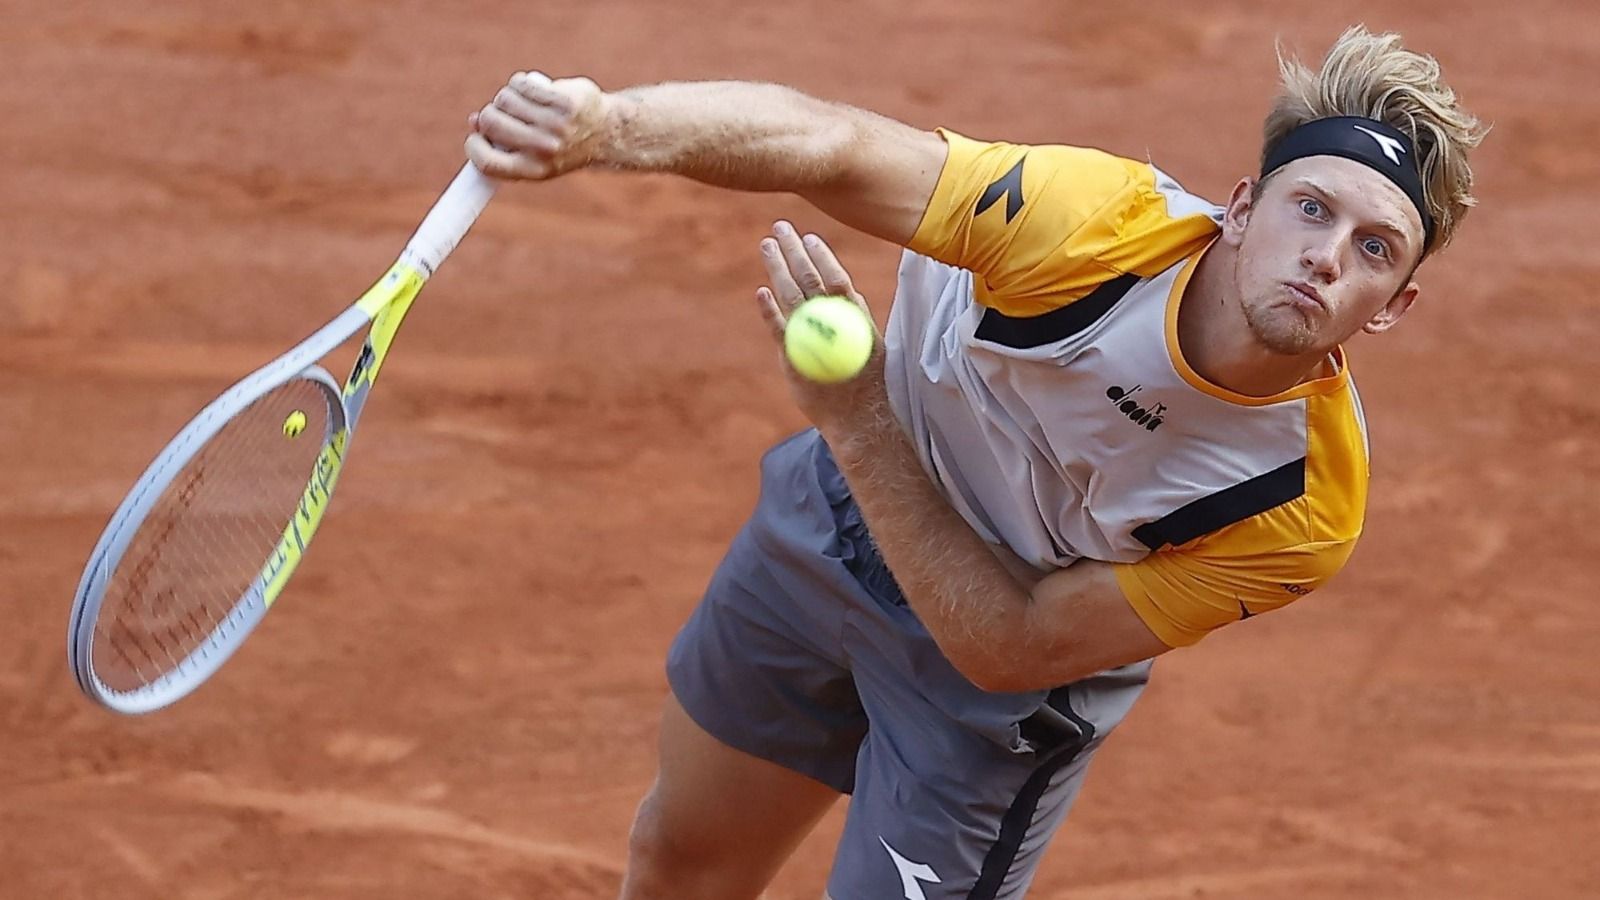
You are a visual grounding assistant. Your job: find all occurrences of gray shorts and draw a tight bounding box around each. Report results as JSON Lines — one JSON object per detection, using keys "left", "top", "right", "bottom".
{"left": 667, "top": 429, "right": 1151, "bottom": 900}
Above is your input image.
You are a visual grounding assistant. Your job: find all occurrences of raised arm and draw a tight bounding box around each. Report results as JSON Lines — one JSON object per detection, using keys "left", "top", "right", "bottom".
{"left": 466, "top": 75, "right": 946, "bottom": 245}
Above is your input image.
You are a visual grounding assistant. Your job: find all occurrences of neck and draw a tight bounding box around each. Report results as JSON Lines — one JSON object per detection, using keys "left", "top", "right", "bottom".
{"left": 1180, "top": 242, "right": 1334, "bottom": 397}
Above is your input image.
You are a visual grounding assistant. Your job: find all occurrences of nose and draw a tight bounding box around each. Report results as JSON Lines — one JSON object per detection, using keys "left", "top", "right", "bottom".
{"left": 1300, "top": 232, "right": 1343, "bottom": 283}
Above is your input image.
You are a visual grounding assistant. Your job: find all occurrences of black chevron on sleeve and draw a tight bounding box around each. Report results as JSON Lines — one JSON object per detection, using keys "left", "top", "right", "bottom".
{"left": 975, "top": 157, "right": 1026, "bottom": 224}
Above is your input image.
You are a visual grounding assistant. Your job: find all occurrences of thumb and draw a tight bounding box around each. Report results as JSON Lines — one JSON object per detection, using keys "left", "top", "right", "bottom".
{"left": 529, "top": 75, "right": 603, "bottom": 115}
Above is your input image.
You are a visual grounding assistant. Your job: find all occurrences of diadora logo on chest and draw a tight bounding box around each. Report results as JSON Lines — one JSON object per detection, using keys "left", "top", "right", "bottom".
{"left": 1106, "top": 384, "right": 1166, "bottom": 431}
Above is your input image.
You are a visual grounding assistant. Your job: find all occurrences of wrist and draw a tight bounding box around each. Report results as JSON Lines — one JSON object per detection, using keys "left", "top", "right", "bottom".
{"left": 822, "top": 395, "right": 903, "bottom": 466}
{"left": 581, "top": 90, "right": 632, "bottom": 170}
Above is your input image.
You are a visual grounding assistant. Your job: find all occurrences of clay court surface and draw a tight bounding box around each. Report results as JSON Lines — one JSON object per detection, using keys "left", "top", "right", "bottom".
{"left": 3, "top": 1, "right": 1598, "bottom": 897}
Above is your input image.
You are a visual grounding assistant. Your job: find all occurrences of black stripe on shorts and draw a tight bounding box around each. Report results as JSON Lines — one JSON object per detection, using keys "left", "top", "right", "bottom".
{"left": 967, "top": 695, "right": 1097, "bottom": 900}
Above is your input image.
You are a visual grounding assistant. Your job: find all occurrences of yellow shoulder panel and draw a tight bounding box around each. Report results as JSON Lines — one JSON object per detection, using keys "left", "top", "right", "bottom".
{"left": 1113, "top": 388, "right": 1369, "bottom": 647}
{"left": 909, "top": 129, "right": 1217, "bottom": 317}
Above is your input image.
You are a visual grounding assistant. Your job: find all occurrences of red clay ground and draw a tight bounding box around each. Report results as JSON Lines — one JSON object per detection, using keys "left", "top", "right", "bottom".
{"left": 3, "top": 2, "right": 1598, "bottom": 897}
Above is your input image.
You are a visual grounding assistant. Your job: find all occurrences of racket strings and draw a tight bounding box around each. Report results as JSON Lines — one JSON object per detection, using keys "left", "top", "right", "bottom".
{"left": 92, "top": 378, "right": 337, "bottom": 694}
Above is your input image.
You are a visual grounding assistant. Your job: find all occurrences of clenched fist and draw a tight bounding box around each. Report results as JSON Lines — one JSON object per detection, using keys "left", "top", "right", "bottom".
{"left": 466, "top": 71, "right": 611, "bottom": 180}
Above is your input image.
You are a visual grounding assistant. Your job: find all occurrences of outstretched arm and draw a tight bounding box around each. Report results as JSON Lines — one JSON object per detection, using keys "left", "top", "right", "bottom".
{"left": 466, "top": 74, "right": 946, "bottom": 246}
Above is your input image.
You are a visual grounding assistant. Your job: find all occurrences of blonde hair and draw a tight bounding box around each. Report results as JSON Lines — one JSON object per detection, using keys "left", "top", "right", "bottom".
{"left": 1262, "top": 26, "right": 1487, "bottom": 256}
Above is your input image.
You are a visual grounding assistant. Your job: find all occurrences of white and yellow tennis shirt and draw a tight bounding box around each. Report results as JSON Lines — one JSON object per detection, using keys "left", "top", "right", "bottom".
{"left": 885, "top": 130, "right": 1368, "bottom": 648}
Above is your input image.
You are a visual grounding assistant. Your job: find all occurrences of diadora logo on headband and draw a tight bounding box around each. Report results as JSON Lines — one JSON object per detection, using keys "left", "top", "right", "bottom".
{"left": 1353, "top": 124, "right": 1406, "bottom": 166}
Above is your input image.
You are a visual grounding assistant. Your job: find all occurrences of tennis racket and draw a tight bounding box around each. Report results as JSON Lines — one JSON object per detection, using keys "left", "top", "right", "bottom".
{"left": 67, "top": 160, "right": 497, "bottom": 714}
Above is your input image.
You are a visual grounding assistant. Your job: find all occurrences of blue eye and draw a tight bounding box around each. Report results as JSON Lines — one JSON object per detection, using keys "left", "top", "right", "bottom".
{"left": 1299, "top": 198, "right": 1324, "bottom": 217}
{"left": 1362, "top": 237, "right": 1390, "bottom": 259}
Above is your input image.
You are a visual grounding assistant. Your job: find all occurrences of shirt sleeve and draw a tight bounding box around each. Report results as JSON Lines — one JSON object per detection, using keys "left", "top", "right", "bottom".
{"left": 907, "top": 129, "right": 1219, "bottom": 316}
{"left": 1112, "top": 530, "right": 1357, "bottom": 648}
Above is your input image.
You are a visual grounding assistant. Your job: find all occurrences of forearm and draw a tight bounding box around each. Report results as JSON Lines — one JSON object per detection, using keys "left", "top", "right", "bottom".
{"left": 594, "top": 82, "right": 876, "bottom": 193}
{"left": 753, "top": 229, "right": 1165, "bottom": 690}
{"left": 469, "top": 75, "right": 941, "bottom": 243}
{"left": 826, "top": 409, "right": 1046, "bottom": 691}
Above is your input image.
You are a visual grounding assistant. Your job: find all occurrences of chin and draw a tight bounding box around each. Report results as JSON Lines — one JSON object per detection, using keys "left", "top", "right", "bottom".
{"left": 1243, "top": 303, "right": 1320, "bottom": 356}
{"left": 1261, "top": 332, "right": 1320, "bottom": 356}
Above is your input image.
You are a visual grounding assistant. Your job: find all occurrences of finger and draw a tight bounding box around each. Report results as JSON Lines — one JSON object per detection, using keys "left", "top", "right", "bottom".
{"left": 772, "top": 221, "right": 827, "bottom": 298}
{"left": 491, "top": 85, "right": 574, "bottom": 136}
{"left": 509, "top": 71, "right": 576, "bottom": 113}
{"left": 760, "top": 237, "right": 805, "bottom": 309}
{"left": 755, "top": 287, "right": 786, "bottom": 343}
{"left": 475, "top": 106, "right": 561, "bottom": 156}
{"left": 800, "top": 232, "right": 859, "bottom": 300}
{"left": 514, "top": 70, "right": 552, "bottom": 90}
{"left": 465, "top": 133, "right": 550, "bottom": 179}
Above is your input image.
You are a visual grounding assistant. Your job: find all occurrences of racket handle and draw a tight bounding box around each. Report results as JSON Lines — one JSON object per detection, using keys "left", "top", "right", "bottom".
{"left": 401, "top": 162, "right": 498, "bottom": 277}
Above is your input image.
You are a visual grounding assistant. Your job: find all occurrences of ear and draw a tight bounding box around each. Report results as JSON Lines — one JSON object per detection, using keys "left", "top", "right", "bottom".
{"left": 1363, "top": 281, "right": 1420, "bottom": 334}
{"left": 1219, "top": 177, "right": 1257, "bottom": 248}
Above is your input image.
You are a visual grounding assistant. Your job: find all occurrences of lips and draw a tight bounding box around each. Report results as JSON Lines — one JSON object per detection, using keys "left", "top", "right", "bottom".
{"left": 1285, "top": 282, "right": 1326, "bottom": 313}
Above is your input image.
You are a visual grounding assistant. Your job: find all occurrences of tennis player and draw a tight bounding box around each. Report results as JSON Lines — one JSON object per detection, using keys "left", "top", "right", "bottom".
{"left": 466, "top": 26, "right": 1484, "bottom": 900}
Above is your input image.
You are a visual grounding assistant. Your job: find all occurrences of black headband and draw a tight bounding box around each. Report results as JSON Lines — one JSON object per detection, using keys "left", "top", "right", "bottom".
{"left": 1261, "top": 116, "right": 1434, "bottom": 248}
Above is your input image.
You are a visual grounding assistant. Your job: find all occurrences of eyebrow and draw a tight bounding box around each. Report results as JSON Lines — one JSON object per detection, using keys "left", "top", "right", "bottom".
{"left": 1290, "top": 177, "right": 1416, "bottom": 250}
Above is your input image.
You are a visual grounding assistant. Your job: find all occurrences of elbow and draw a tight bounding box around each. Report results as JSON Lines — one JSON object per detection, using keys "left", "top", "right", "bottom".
{"left": 966, "top": 670, "right": 1031, "bottom": 695}
{"left": 786, "top": 93, "right": 871, "bottom": 187}
{"left": 963, "top": 663, "right": 1086, "bottom": 696}
{"left": 811, "top": 118, "right": 866, "bottom": 188}
{"left": 951, "top": 645, "right": 1101, "bottom": 695}
{"left": 950, "top": 655, "right": 1036, "bottom": 695}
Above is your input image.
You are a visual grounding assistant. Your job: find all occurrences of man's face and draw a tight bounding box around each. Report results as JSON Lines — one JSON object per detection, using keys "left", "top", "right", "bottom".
{"left": 1223, "top": 156, "right": 1425, "bottom": 357}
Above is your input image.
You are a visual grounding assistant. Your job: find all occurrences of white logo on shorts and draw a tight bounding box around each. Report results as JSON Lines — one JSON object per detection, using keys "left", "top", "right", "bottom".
{"left": 879, "top": 836, "right": 942, "bottom": 900}
{"left": 1353, "top": 124, "right": 1407, "bottom": 166}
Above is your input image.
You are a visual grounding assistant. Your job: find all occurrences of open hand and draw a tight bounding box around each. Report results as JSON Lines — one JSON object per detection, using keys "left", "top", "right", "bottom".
{"left": 754, "top": 221, "right": 891, "bottom": 438}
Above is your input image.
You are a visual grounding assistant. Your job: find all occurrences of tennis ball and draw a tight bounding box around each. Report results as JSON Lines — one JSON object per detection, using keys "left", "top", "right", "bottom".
{"left": 283, "top": 410, "right": 307, "bottom": 439}
{"left": 783, "top": 295, "right": 874, "bottom": 384}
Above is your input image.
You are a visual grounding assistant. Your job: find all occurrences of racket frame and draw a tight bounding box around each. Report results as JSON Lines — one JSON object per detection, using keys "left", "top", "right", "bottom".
{"left": 69, "top": 363, "right": 347, "bottom": 713}
{"left": 69, "top": 161, "right": 493, "bottom": 714}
